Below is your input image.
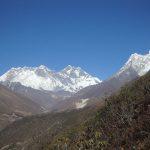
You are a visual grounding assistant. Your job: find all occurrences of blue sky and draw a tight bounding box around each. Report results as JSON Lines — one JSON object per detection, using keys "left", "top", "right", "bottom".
{"left": 0, "top": 0, "right": 150, "bottom": 79}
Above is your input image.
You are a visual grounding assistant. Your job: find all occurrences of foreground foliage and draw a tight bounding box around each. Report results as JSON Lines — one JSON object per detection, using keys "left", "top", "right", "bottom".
{"left": 48, "top": 72, "right": 150, "bottom": 149}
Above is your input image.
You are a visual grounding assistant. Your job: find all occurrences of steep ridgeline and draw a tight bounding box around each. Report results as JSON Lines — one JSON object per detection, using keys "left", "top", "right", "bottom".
{"left": 54, "top": 51, "right": 150, "bottom": 110}
{"left": 0, "top": 65, "right": 101, "bottom": 93}
{"left": 0, "top": 71, "right": 149, "bottom": 150}
{"left": 78, "top": 51, "right": 150, "bottom": 98}
{"left": 0, "top": 84, "right": 43, "bottom": 130}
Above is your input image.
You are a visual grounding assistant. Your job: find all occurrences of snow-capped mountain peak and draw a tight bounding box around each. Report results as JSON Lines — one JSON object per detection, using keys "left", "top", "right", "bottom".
{"left": 117, "top": 51, "right": 150, "bottom": 76}
{"left": 60, "top": 65, "right": 89, "bottom": 78}
{"left": 0, "top": 65, "right": 101, "bottom": 93}
{"left": 33, "top": 65, "right": 52, "bottom": 72}
{"left": 62, "top": 65, "right": 82, "bottom": 72}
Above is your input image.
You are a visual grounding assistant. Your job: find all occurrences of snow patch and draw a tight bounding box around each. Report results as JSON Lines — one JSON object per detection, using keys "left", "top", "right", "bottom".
{"left": 75, "top": 99, "right": 89, "bottom": 109}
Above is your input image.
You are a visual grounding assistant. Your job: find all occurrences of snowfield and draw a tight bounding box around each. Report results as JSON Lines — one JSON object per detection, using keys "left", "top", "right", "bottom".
{"left": 0, "top": 65, "right": 101, "bottom": 93}
{"left": 75, "top": 99, "right": 89, "bottom": 109}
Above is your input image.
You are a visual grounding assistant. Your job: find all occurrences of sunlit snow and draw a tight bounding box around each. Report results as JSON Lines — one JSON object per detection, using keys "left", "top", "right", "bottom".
{"left": 117, "top": 51, "right": 150, "bottom": 76}
{"left": 0, "top": 65, "right": 101, "bottom": 93}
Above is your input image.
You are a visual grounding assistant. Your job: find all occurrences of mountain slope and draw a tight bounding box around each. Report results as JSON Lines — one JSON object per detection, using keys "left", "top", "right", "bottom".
{"left": 49, "top": 71, "right": 150, "bottom": 150}
{"left": 78, "top": 51, "right": 150, "bottom": 98}
{"left": 1, "top": 81, "right": 69, "bottom": 111}
{"left": 0, "top": 106, "right": 98, "bottom": 150}
{"left": 0, "top": 71, "right": 149, "bottom": 150}
{"left": 0, "top": 84, "right": 43, "bottom": 130}
{"left": 54, "top": 52, "right": 150, "bottom": 111}
{"left": 0, "top": 65, "right": 101, "bottom": 93}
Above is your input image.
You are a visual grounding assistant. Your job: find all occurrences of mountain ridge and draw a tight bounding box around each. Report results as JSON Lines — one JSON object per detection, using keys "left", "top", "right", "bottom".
{"left": 0, "top": 51, "right": 149, "bottom": 112}
{"left": 0, "top": 65, "right": 101, "bottom": 93}
{"left": 52, "top": 51, "right": 150, "bottom": 111}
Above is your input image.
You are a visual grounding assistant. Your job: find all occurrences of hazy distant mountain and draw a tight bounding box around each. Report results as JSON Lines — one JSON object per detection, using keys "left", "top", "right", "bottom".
{"left": 1, "top": 81, "right": 71, "bottom": 111}
{"left": 0, "top": 65, "right": 101, "bottom": 93}
{"left": 54, "top": 51, "right": 150, "bottom": 110}
{"left": 0, "top": 84, "right": 43, "bottom": 130}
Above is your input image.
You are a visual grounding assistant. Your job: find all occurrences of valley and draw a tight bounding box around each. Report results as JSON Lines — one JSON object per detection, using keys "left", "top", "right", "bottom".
{"left": 0, "top": 1, "right": 150, "bottom": 149}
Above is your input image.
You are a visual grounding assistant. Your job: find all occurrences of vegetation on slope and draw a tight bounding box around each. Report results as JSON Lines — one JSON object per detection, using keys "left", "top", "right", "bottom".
{"left": 47, "top": 72, "right": 150, "bottom": 150}
{"left": 0, "top": 106, "right": 98, "bottom": 150}
{"left": 0, "top": 72, "right": 149, "bottom": 150}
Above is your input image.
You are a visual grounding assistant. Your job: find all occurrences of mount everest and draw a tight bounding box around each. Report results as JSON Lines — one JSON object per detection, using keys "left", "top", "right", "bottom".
{"left": 0, "top": 65, "right": 101, "bottom": 93}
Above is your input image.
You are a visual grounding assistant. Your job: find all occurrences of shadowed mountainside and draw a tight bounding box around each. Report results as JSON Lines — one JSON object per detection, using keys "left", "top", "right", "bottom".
{"left": 0, "top": 84, "right": 43, "bottom": 130}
